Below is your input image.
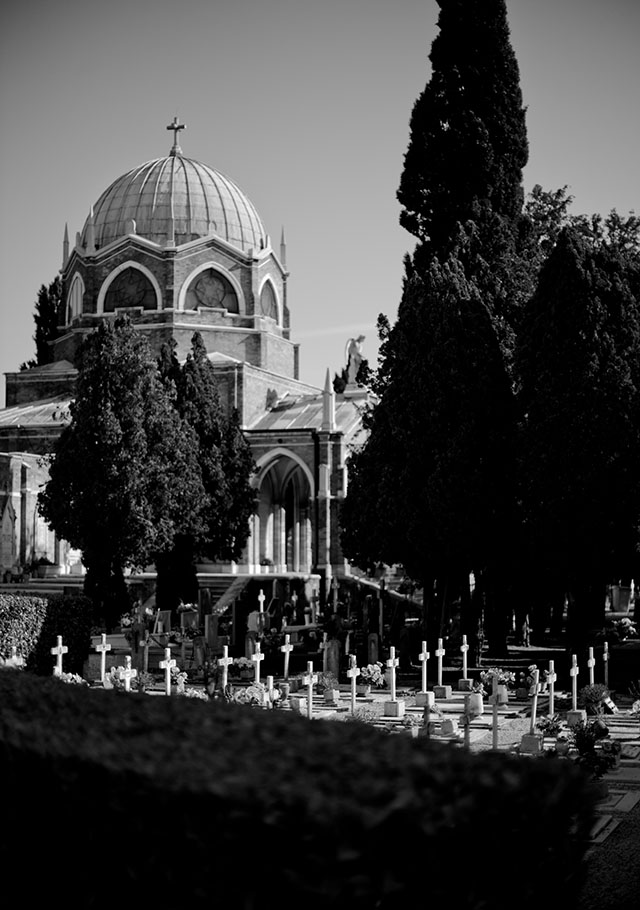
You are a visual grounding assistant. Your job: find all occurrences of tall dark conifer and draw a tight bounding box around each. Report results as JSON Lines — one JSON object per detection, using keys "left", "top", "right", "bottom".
{"left": 20, "top": 276, "right": 63, "bottom": 369}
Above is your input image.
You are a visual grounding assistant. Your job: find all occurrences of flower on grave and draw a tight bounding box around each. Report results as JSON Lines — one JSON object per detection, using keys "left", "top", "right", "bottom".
{"left": 612, "top": 618, "right": 637, "bottom": 640}
{"left": 119, "top": 612, "right": 133, "bottom": 628}
{"left": 58, "top": 671, "right": 89, "bottom": 686}
{"left": 170, "top": 666, "right": 189, "bottom": 693}
{"left": 316, "top": 671, "right": 340, "bottom": 693}
{"left": 631, "top": 700, "right": 640, "bottom": 717}
{"left": 600, "top": 739, "right": 622, "bottom": 757}
{"left": 181, "top": 687, "right": 209, "bottom": 701}
{"left": 178, "top": 602, "right": 198, "bottom": 613}
{"left": 233, "top": 656, "right": 254, "bottom": 672}
{"left": 536, "top": 714, "right": 563, "bottom": 737}
{"left": 479, "top": 667, "right": 516, "bottom": 689}
{"left": 359, "top": 661, "right": 386, "bottom": 687}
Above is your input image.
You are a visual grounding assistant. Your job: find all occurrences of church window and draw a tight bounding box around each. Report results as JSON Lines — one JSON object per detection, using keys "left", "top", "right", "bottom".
{"left": 103, "top": 267, "right": 156, "bottom": 312}
{"left": 259, "top": 281, "right": 278, "bottom": 322}
{"left": 184, "top": 268, "right": 239, "bottom": 313}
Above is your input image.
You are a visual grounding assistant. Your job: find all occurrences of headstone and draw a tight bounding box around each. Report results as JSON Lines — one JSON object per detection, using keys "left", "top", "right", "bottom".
{"left": 51, "top": 636, "right": 68, "bottom": 677}
{"left": 383, "top": 646, "right": 405, "bottom": 718}
{"left": 547, "top": 659, "right": 557, "bottom": 717}
{"left": 118, "top": 655, "right": 137, "bottom": 693}
{"left": 94, "top": 634, "right": 112, "bottom": 683}
{"left": 602, "top": 640, "right": 609, "bottom": 689}
{"left": 302, "top": 660, "right": 318, "bottom": 719}
{"left": 415, "top": 641, "right": 434, "bottom": 708}
{"left": 280, "top": 633, "right": 294, "bottom": 680}
{"left": 258, "top": 589, "right": 266, "bottom": 613}
{"left": 492, "top": 675, "right": 500, "bottom": 750}
{"left": 433, "top": 638, "right": 452, "bottom": 700}
{"left": 159, "top": 647, "right": 177, "bottom": 696}
{"left": 458, "top": 634, "right": 472, "bottom": 691}
{"left": 529, "top": 669, "right": 540, "bottom": 734}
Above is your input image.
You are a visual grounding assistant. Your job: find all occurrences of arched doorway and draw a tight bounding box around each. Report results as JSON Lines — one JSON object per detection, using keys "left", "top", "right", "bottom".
{"left": 251, "top": 451, "right": 313, "bottom": 573}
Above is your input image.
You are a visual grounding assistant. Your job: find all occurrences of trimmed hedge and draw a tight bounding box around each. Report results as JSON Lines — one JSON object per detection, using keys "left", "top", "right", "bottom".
{"left": 0, "top": 592, "right": 92, "bottom": 674}
{"left": 0, "top": 670, "right": 599, "bottom": 909}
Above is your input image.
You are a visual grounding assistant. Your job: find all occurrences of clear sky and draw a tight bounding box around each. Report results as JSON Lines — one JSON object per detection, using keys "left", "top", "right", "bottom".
{"left": 1, "top": 0, "right": 638, "bottom": 400}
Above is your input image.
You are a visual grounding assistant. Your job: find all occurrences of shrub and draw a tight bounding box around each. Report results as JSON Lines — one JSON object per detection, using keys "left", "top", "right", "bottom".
{"left": 0, "top": 593, "right": 49, "bottom": 660}
{"left": 25, "top": 593, "right": 93, "bottom": 676}
{"left": 0, "top": 670, "right": 599, "bottom": 910}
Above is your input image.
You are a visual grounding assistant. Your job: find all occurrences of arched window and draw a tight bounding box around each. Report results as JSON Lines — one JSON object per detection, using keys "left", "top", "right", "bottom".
{"left": 66, "top": 274, "right": 85, "bottom": 323}
{"left": 259, "top": 281, "right": 278, "bottom": 322}
{"left": 103, "top": 267, "right": 156, "bottom": 312}
{"left": 184, "top": 268, "right": 239, "bottom": 313}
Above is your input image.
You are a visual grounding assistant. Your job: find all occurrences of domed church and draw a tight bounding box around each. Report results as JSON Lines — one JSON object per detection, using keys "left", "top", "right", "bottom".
{"left": 0, "top": 119, "right": 370, "bottom": 602}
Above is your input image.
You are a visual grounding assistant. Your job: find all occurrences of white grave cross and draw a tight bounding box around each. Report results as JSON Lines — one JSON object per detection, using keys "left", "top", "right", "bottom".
{"left": 159, "top": 647, "right": 177, "bottom": 696}
{"left": 547, "top": 659, "right": 557, "bottom": 716}
{"left": 435, "top": 639, "right": 445, "bottom": 688}
{"left": 570, "top": 654, "right": 579, "bottom": 711}
{"left": 252, "top": 641, "right": 265, "bottom": 683}
{"left": 602, "top": 641, "right": 609, "bottom": 689}
{"left": 460, "top": 635, "right": 469, "bottom": 679}
{"left": 386, "top": 646, "right": 399, "bottom": 702}
{"left": 587, "top": 647, "right": 596, "bottom": 686}
{"left": 418, "top": 641, "right": 429, "bottom": 694}
{"left": 302, "top": 660, "right": 318, "bottom": 719}
{"left": 51, "top": 635, "right": 68, "bottom": 677}
{"left": 280, "top": 633, "right": 294, "bottom": 680}
{"left": 94, "top": 633, "right": 112, "bottom": 682}
{"left": 347, "top": 655, "right": 360, "bottom": 714}
{"left": 218, "top": 644, "right": 233, "bottom": 689}
{"left": 118, "top": 655, "right": 137, "bottom": 693}
{"left": 258, "top": 589, "right": 266, "bottom": 613}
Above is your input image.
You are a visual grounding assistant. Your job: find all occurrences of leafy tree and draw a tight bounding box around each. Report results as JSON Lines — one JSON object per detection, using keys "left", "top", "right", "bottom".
{"left": 20, "top": 276, "right": 63, "bottom": 369}
{"left": 397, "top": 0, "right": 528, "bottom": 255}
{"left": 38, "top": 316, "right": 205, "bottom": 629}
{"left": 515, "top": 221, "right": 640, "bottom": 648}
{"left": 155, "top": 335, "right": 256, "bottom": 609}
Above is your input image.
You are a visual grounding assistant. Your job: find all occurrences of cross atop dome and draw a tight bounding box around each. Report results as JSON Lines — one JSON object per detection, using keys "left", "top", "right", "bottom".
{"left": 166, "top": 116, "right": 186, "bottom": 155}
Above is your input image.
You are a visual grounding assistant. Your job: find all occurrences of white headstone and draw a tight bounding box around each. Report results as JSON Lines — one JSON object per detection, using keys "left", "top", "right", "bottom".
{"left": 435, "top": 638, "right": 445, "bottom": 688}
{"left": 570, "top": 654, "right": 579, "bottom": 711}
{"left": 252, "top": 641, "right": 264, "bottom": 684}
{"left": 460, "top": 634, "right": 469, "bottom": 679}
{"left": 419, "top": 641, "right": 429, "bottom": 694}
{"left": 51, "top": 635, "right": 68, "bottom": 677}
{"left": 386, "top": 646, "right": 399, "bottom": 702}
{"left": 280, "top": 633, "right": 294, "bottom": 680}
{"left": 347, "top": 655, "right": 359, "bottom": 714}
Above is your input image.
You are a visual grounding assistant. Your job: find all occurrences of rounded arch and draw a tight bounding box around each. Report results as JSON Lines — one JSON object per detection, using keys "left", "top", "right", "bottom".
{"left": 66, "top": 272, "right": 85, "bottom": 324}
{"left": 258, "top": 276, "right": 280, "bottom": 323}
{"left": 178, "top": 261, "right": 244, "bottom": 314}
{"left": 97, "top": 261, "right": 162, "bottom": 314}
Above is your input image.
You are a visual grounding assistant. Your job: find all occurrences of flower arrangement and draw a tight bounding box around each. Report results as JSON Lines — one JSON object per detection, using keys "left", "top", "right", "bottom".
{"left": 612, "top": 617, "right": 637, "bottom": 640}
{"left": 181, "top": 687, "right": 209, "bottom": 701}
{"left": 316, "top": 671, "right": 340, "bottom": 693}
{"left": 536, "top": 714, "right": 563, "bottom": 737}
{"left": 119, "top": 612, "right": 133, "bottom": 628}
{"left": 569, "top": 720, "right": 619, "bottom": 779}
{"left": 359, "top": 661, "right": 386, "bottom": 687}
{"left": 171, "top": 666, "right": 189, "bottom": 693}
{"left": 578, "top": 683, "right": 610, "bottom": 715}
{"left": 177, "top": 602, "right": 198, "bottom": 613}
{"left": 479, "top": 667, "right": 516, "bottom": 689}
{"left": 58, "top": 672, "right": 89, "bottom": 686}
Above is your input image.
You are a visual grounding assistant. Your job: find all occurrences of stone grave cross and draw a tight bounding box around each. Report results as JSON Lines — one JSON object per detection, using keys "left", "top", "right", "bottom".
{"left": 547, "top": 659, "right": 557, "bottom": 716}
{"left": 118, "top": 655, "right": 137, "bottom": 693}
{"left": 94, "top": 633, "right": 112, "bottom": 682}
{"left": 302, "top": 660, "right": 318, "bottom": 719}
{"left": 570, "top": 654, "right": 579, "bottom": 711}
{"left": 602, "top": 641, "right": 609, "bottom": 689}
{"left": 435, "top": 639, "right": 445, "bottom": 688}
{"left": 51, "top": 635, "right": 68, "bottom": 677}
{"left": 258, "top": 589, "right": 266, "bottom": 613}
{"left": 386, "top": 645, "right": 399, "bottom": 702}
{"left": 159, "top": 647, "right": 177, "bottom": 696}
{"left": 320, "top": 632, "right": 329, "bottom": 673}
{"left": 252, "top": 641, "right": 264, "bottom": 684}
{"left": 492, "top": 674, "right": 500, "bottom": 749}
{"left": 460, "top": 635, "right": 469, "bottom": 680}
{"left": 529, "top": 668, "right": 540, "bottom": 734}
{"left": 218, "top": 644, "right": 233, "bottom": 690}
{"left": 587, "top": 647, "right": 596, "bottom": 686}
{"left": 347, "top": 655, "right": 360, "bottom": 714}
{"left": 419, "top": 641, "right": 429, "bottom": 694}
{"left": 280, "top": 633, "right": 294, "bottom": 680}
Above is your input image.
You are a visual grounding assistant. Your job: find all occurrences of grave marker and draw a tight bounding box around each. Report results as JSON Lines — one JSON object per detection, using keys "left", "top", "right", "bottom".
{"left": 433, "top": 638, "right": 452, "bottom": 699}
{"left": 280, "top": 633, "right": 294, "bottom": 680}
{"left": 118, "top": 655, "right": 137, "bottom": 693}
{"left": 218, "top": 644, "right": 233, "bottom": 690}
{"left": 252, "top": 641, "right": 264, "bottom": 684}
{"left": 94, "top": 634, "right": 112, "bottom": 682}
{"left": 602, "top": 641, "right": 609, "bottom": 689}
{"left": 347, "top": 655, "right": 359, "bottom": 714}
{"left": 458, "top": 634, "right": 472, "bottom": 691}
{"left": 159, "top": 648, "right": 177, "bottom": 696}
{"left": 4, "top": 646, "right": 24, "bottom": 669}
{"left": 383, "top": 646, "right": 405, "bottom": 718}
{"left": 415, "top": 641, "right": 434, "bottom": 708}
{"left": 547, "top": 659, "right": 557, "bottom": 717}
{"left": 492, "top": 674, "right": 500, "bottom": 750}
{"left": 51, "top": 636, "right": 68, "bottom": 677}
{"left": 520, "top": 668, "right": 543, "bottom": 753}
{"left": 302, "top": 660, "right": 317, "bottom": 719}
{"left": 320, "top": 632, "right": 329, "bottom": 673}
{"left": 587, "top": 647, "right": 596, "bottom": 686}
{"left": 567, "top": 653, "right": 587, "bottom": 727}
{"left": 258, "top": 589, "right": 266, "bottom": 613}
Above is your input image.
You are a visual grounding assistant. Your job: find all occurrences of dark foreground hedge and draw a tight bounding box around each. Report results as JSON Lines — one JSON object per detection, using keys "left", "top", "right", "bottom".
{"left": 0, "top": 670, "right": 599, "bottom": 910}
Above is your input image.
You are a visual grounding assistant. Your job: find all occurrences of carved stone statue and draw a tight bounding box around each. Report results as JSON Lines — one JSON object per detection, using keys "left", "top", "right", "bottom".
{"left": 345, "top": 334, "right": 365, "bottom": 384}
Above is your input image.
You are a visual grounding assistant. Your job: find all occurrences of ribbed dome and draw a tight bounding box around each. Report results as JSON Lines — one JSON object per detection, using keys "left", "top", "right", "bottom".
{"left": 82, "top": 154, "right": 268, "bottom": 252}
